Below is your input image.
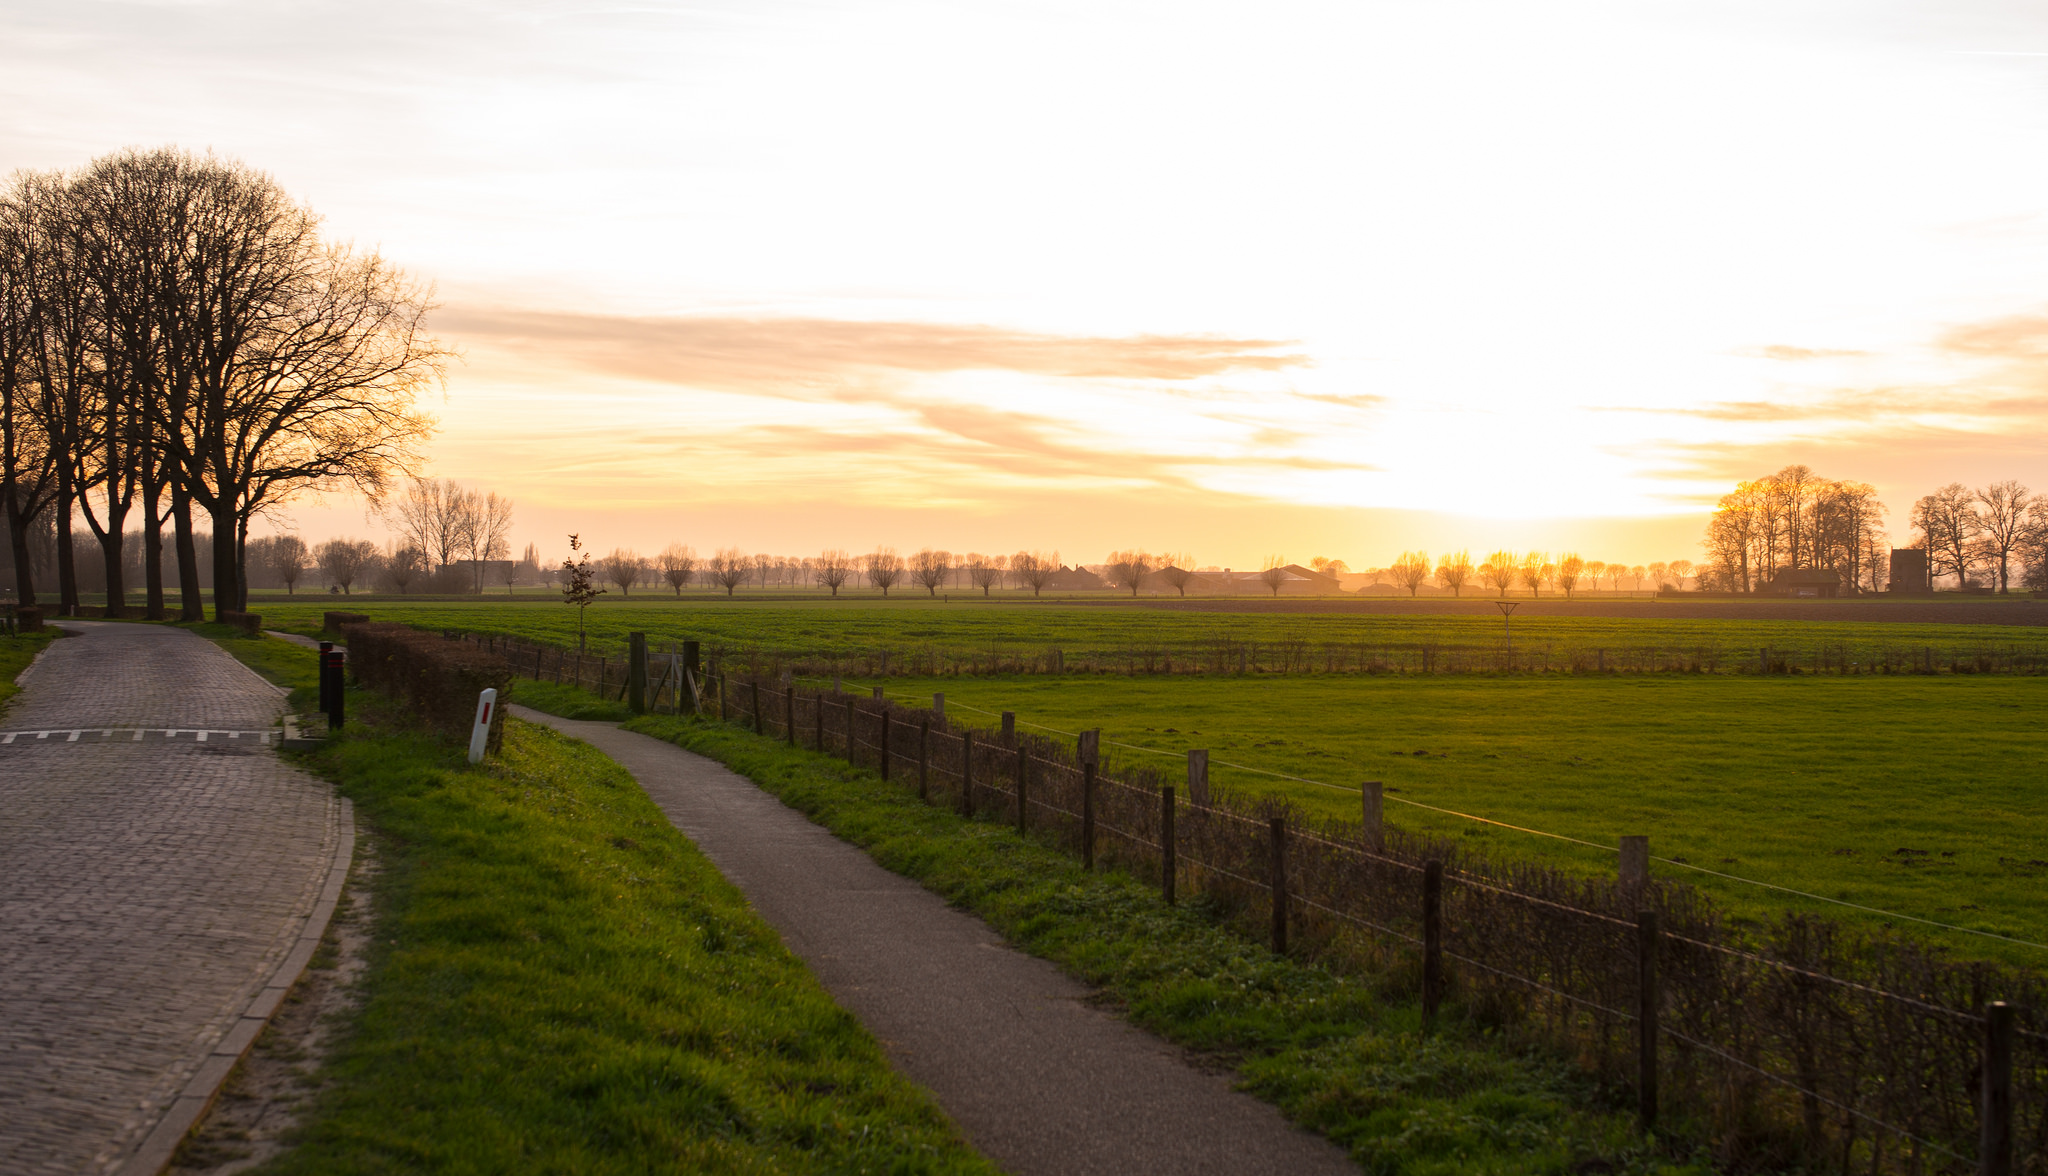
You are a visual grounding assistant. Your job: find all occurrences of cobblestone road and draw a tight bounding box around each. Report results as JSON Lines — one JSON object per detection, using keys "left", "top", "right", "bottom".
{"left": 0, "top": 624, "right": 341, "bottom": 1176}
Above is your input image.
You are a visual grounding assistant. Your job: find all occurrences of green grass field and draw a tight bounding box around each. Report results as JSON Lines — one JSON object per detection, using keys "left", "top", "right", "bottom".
{"left": 852, "top": 673, "right": 2048, "bottom": 964}
{"left": 272, "top": 600, "right": 2048, "bottom": 965}
{"left": 256, "top": 596, "right": 2048, "bottom": 675}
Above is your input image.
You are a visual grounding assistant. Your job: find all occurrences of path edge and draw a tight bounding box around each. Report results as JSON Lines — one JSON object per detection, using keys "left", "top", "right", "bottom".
{"left": 116, "top": 796, "right": 357, "bottom": 1176}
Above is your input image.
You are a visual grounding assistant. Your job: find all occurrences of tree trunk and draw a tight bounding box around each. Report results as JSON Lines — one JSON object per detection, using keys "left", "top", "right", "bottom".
{"left": 98, "top": 526, "right": 125, "bottom": 616}
{"left": 142, "top": 479, "right": 165, "bottom": 620}
{"left": 208, "top": 502, "right": 239, "bottom": 620}
{"left": 172, "top": 486, "right": 202, "bottom": 621}
{"left": 54, "top": 472, "right": 78, "bottom": 614}
{"left": 5, "top": 488, "right": 36, "bottom": 606}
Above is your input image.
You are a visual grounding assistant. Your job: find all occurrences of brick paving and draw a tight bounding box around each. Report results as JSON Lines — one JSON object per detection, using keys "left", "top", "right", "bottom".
{"left": 0, "top": 623, "right": 341, "bottom": 1176}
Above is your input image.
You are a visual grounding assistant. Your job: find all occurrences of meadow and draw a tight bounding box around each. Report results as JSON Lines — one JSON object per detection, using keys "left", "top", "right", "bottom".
{"left": 271, "top": 598, "right": 2048, "bottom": 965}
{"left": 256, "top": 595, "right": 2048, "bottom": 676}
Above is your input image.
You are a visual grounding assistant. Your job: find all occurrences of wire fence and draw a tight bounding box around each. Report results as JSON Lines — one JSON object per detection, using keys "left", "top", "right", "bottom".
{"left": 463, "top": 631, "right": 2045, "bottom": 1174}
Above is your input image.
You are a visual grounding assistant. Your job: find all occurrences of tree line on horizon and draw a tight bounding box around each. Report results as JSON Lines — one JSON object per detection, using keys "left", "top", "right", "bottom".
{"left": 1700, "top": 464, "right": 2048, "bottom": 594}
{"left": 0, "top": 147, "right": 443, "bottom": 620}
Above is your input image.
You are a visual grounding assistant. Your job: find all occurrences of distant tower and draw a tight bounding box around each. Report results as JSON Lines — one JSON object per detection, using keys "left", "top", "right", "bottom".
{"left": 1887, "top": 548, "right": 1929, "bottom": 593}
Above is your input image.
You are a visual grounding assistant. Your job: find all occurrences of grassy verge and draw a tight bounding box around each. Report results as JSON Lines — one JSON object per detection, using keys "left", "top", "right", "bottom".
{"left": 211, "top": 637, "right": 995, "bottom": 1173}
{"left": 0, "top": 627, "right": 58, "bottom": 718}
{"left": 615, "top": 710, "right": 1707, "bottom": 1175}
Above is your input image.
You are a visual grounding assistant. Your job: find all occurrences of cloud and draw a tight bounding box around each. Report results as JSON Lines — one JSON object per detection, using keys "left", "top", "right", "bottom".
{"left": 437, "top": 307, "right": 1310, "bottom": 394}
{"left": 1936, "top": 312, "right": 2048, "bottom": 360}
{"left": 1735, "top": 344, "right": 1871, "bottom": 361}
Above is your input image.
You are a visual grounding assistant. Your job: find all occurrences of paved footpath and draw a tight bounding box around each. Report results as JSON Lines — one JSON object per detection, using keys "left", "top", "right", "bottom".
{"left": 516, "top": 706, "right": 1358, "bottom": 1176}
{"left": 0, "top": 623, "right": 345, "bottom": 1176}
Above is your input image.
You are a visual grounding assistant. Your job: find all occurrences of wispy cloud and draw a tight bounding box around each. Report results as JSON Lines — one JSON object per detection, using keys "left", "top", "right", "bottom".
{"left": 1734, "top": 344, "right": 1871, "bottom": 361}
{"left": 438, "top": 308, "right": 1310, "bottom": 393}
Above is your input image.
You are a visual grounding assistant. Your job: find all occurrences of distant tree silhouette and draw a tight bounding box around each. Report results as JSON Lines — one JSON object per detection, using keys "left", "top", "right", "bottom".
{"left": 815, "top": 548, "right": 853, "bottom": 596}
{"left": 1390, "top": 550, "right": 1431, "bottom": 597}
{"left": 659, "top": 543, "right": 696, "bottom": 595}
{"left": 601, "top": 548, "right": 644, "bottom": 596}
{"left": 1258, "top": 554, "right": 1288, "bottom": 596}
{"left": 910, "top": 548, "right": 950, "bottom": 596}
{"left": 865, "top": 547, "right": 904, "bottom": 595}
{"left": 1011, "top": 550, "right": 1057, "bottom": 596}
{"left": 1435, "top": 550, "right": 1473, "bottom": 597}
{"left": 316, "top": 537, "right": 379, "bottom": 595}
{"left": 1481, "top": 550, "right": 1518, "bottom": 597}
{"left": 1556, "top": 553, "right": 1585, "bottom": 598}
{"left": 1106, "top": 550, "right": 1153, "bottom": 596}
{"left": 709, "top": 547, "right": 749, "bottom": 596}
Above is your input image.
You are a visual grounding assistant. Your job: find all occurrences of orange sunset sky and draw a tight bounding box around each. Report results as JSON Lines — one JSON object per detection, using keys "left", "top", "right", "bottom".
{"left": 7, "top": 1, "right": 2048, "bottom": 570}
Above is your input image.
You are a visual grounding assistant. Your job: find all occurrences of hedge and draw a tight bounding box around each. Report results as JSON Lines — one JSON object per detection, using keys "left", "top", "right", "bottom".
{"left": 341, "top": 622, "right": 511, "bottom": 751}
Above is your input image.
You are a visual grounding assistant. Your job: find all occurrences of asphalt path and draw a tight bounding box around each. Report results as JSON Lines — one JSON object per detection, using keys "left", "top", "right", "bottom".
{"left": 512, "top": 705, "right": 1357, "bottom": 1176}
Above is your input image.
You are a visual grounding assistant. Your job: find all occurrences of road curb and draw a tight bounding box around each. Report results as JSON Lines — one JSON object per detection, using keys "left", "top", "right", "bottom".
{"left": 116, "top": 796, "right": 356, "bottom": 1176}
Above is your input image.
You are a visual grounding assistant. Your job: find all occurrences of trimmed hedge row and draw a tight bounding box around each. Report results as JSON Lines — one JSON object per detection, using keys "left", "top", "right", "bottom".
{"left": 341, "top": 622, "right": 511, "bottom": 751}
{"left": 324, "top": 611, "right": 369, "bottom": 633}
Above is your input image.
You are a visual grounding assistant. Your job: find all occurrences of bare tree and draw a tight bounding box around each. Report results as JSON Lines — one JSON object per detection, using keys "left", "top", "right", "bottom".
{"left": 1628, "top": 564, "right": 1647, "bottom": 591}
{"left": 1555, "top": 553, "right": 1585, "bottom": 598}
{"left": 709, "top": 546, "right": 749, "bottom": 596}
{"left": 1384, "top": 550, "right": 1427, "bottom": 596}
{"left": 601, "top": 547, "right": 644, "bottom": 596}
{"left": 464, "top": 491, "right": 513, "bottom": 592}
{"left": 1257, "top": 554, "right": 1288, "bottom": 596}
{"left": 1157, "top": 551, "right": 1196, "bottom": 597}
{"left": 1583, "top": 560, "right": 1606, "bottom": 593}
{"left": 963, "top": 552, "right": 1002, "bottom": 596}
{"left": 1667, "top": 558, "right": 1692, "bottom": 591}
{"left": 316, "top": 537, "right": 379, "bottom": 595}
{"left": 560, "top": 533, "right": 605, "bottom": 651}
{"left": 1481, "top": 550, "right": 1518, "bottom": 597}
{"left": 1106, "top": 550, "right": 1153, "bottom": 596}
{"left": 1434, "top": 550, "right": 1473, "bottom": 597}
{"left": 383, "top": 543, "right": 424, "bottom": 593}
{"left": 815, "top": 548, "right": 853, "bottom": 596}
{"left": 1912, "top": 484, "right": 1980, "bottom": 589}
{"left": 658, "top": 542, "right": 696, "bottom": 595}
{"left": 1011, "top": 550, "right": 1056, "bottom": 596}
{"left": 389, "top": 477, "right": 471, "bottom": 576}
{"left": 910, "top": 547, "right": 950, "bottom": 596}
{"left": 865, "top": 547, "right": 904, "bottom": 595}
{"left": 1515, "top": 552, "right": 1548, "bottom": 598}
{"left": 1975, "top": 480, "right": 2038, "bottom": 593}
{"left": 1648, "top": 561, "right": 1668, "bottom": 591}
{"left": 266, "top": 534, "right": 309, "bottom": 594}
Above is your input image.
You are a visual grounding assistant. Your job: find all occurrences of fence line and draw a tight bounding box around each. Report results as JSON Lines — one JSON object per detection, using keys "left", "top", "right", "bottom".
{"left": 459, "top": 629, "right": 2043, "bottom": 1173}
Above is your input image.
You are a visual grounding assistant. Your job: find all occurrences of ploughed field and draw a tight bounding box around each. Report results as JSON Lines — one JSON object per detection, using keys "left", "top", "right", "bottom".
{"left": 256, "top": 596, "right": 2048, "bottom": 675}
{"left": 266, "top": 599, "right": 2048, "bottom": 965}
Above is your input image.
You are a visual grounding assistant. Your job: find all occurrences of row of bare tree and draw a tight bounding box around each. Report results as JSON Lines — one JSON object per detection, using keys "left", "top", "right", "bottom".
{"left": 576, "top": 547, "right": 1078, "bottom": 597}
{"left": 0, "top": 147, "right": 443, "bottom": 619}
{"left": 1702, "top": 466, "right": 1887, "bottom": 593}
{"left": 1908, "top": 481, "right": 2048, "bottom": 592}
{"left": 1373, "top": 550, "right": 1686, "bottom": 597}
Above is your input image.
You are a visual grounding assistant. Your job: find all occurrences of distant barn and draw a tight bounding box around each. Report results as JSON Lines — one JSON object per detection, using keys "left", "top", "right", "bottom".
{"left": 1764, "top": 568, "right": 1844, "bottom": 598}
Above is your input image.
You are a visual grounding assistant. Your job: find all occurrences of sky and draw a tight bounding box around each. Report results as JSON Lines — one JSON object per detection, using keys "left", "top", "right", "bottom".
{"left": 6, "top": 0, "right": 2048, "bottom": 570}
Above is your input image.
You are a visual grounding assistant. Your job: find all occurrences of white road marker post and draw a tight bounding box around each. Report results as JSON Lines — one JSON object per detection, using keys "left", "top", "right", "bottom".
{"left": 468, "top": 688, "right": 497, "bottom": 764}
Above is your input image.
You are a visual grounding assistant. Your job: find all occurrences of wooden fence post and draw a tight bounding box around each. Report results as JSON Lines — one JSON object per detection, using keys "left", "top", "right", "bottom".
{"left": 1081, "top": 760, "right": 1096, "bottom": 870}
{"left": 873, "top": 686, "right": 884, "bottom": 701}
{"left": 1620, "top": 836, "right": 1649, "bottom": 898}
{"left": 683, "top": 642, "right": 701, "bottom": 714}
{"left": 628, "top": 632, "right": 647, "bottom": 714}
{"left": 1422, "top": 860, "right": 1444, "bottom": 1030}
{"left": 1001, "top": 711, "right": 1015, "bottom": 742}
{"left": 1270, "top": 817, "right": 1288, "bottom": 954}
{"left": 1637, "top": 910, "right": 1660, "bottom": 1131}
{"left": 751, "top": 680, "right": 763, "bottom": 735}
{"left": 932, "top": 692, "right": 944, "bottom": 722}
{"left": 1188, "top": 749, "right": 1209, "bottom": 807}
{"left": 1079, "top": 728, "right": 1099, "bottom": 766}
{"left": 814, "top": 690, "right": 824, "bottom": 750}
{"left": 318, "top": 642, "right": 333, "bottom": 712}
{"left": 917, "top": 717, "right": 930, "bottom": 800}
{"left": 844, "top": 695, "right": 856, "bottom": 762}
{"left": 878, "top": 706, "right": 891, "bottom": 781}
{"left": 1362, "top": 780, "right": 1383, "bottom": 853}
{"left": 1016, "top": 742, "right": 1030, "bottom": 833}
{"left": 960, "top": 730, "right": 976, "bottom": 816}
{"left": 1161, "top": 786, "right": 1176, "bottom": 905}
{"left": 1983, "top": 1001, "right": 2015, "bottom": 1176}
{"left": 785, "top": 685, "right": 796, "bottom": 746}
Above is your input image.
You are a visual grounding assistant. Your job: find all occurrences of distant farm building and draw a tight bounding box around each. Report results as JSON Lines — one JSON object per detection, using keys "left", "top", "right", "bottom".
{"left": 1887, "top": 548, "right": 1929, "bottom": 593}
{"left": 1045, "top": 565, "right": 1109, "bottom": 591}
{"left": 1764, "top": 568, "right": 1844, "bottom": 598}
